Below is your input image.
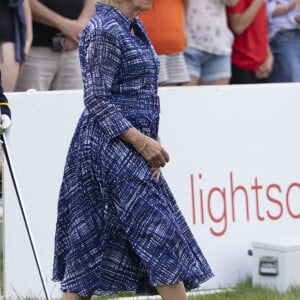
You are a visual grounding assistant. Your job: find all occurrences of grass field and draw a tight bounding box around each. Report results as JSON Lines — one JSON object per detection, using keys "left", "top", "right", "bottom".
{"left": 92, "top": 277, "right": 300, "bottom": 300}
{"left": 0, "top": 250, "right": 3, "bottom": 295}
{"left": 1, "top": 250, "right": 299, "bottom": 300}
{"left": 4, "top": 278, "right": 299, "bottom": 300}
{"left": 2, "top": 277, "right": 299, "bottom": 299}
{"left": 187, "top": 277, "right": 300, "bottom": 300}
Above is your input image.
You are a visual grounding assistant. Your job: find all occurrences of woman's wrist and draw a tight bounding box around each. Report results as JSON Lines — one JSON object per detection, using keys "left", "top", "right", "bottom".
{"left": 138, "top": 135, "right": 149, "bottom": 154}
{"left": 120, "top": 128, "right": 148, "bottom": 152}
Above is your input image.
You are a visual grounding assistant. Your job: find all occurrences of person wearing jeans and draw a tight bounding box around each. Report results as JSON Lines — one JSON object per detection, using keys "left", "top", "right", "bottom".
{"left": 267, "top": 0, "right": 300, "bottom": 82}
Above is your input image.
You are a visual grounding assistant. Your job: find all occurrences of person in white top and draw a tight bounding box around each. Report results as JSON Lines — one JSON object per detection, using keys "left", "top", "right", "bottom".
{"left": 184, "top": 0, "right": 238, "bottom": 85}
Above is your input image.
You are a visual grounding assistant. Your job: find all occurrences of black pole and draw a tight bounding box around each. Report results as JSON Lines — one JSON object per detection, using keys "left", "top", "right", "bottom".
{"left": 1, "top": 133, "right": 51, "bottom": 300}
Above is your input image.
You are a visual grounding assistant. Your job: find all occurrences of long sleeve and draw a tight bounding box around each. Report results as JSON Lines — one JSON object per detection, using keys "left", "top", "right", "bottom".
{"left": 80, "top": 27, "right": 132, "bottom": 140}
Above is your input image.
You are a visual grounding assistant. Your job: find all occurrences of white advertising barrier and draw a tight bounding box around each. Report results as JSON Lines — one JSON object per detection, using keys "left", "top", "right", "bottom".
{"left": 3, "top": 84, "right": 300, "bottom": 299}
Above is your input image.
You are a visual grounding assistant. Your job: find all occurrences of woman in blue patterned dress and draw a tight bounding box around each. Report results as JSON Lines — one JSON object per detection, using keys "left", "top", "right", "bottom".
{"left": 52, "top": 0, "right": 213, "bottom": 299}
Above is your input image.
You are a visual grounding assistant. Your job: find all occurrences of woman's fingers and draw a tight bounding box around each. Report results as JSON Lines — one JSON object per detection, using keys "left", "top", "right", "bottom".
{"left": 153, "top": 159, "right": 166, "bottom": 168}
{"left": 149, "top": 152, "right": 168, "bottom": 168}
{"left": 140, "top": 137, "right": 169, "bottom": 167}
{"left": 151, "top": 167, "right": 161, "bottom": 180}
{"left": 162, "top": 148, "right": 169, "bottom": 163}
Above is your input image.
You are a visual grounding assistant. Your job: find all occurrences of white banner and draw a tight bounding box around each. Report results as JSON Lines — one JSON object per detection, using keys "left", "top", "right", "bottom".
{"left": 3, "top": 84, "right": 300, "bottom": 298}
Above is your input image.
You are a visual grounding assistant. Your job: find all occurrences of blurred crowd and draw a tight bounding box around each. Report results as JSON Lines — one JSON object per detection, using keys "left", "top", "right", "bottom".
{"left": 1, "top": 0, "right": 300, "bottom": 93}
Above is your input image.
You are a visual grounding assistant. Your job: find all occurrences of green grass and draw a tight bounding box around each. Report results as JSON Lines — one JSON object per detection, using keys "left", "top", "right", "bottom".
{"left": 92, "top": 277, "right": 300, "bottom": 300}
{"left": 0, "top": 251, "right": 3, "bottom": 295}
{"left": 8, "top": 277, "right": 300, "bottom": 300}
{"left": 0, "top": 248, "right": 298, "bottom": 300}
{"left": 188, "top": 277, "right": 300, "bottom": 300}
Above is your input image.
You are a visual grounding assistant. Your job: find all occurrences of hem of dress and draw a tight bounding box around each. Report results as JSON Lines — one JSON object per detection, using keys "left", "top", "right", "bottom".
{"left": 52, "top": 272, "right": 215, "bottom": 298}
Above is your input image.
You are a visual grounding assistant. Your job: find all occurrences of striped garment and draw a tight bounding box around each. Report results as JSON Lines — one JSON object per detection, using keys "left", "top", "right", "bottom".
{"left": 52, "top": 3, "right": 213, "bottom": 297}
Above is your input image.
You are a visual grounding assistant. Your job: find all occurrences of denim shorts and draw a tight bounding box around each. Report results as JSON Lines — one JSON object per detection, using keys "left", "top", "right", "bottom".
{"left": 184, "top": 47, "right": 231, "bottom": 81}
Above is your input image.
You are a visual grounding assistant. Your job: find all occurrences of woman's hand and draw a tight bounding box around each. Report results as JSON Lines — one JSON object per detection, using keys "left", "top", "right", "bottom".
{"left": 138, "top": 136, "right": 168, "bottom": 180}
{"left": 138, "top": 135, "right": 169, "bottom": 169}
{"left": 120, "top": 128, "right": 170, "bottom": 180}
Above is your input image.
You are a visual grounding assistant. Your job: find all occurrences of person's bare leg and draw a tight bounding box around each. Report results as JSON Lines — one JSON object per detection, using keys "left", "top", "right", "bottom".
{"left": 199, "top": 77, "right": 230, "bottom": 85}
{"left": 155, "top": 281, "right": 188, "bottom": 300}
{"left": 181, "top": 75, "right": 199, "bottom": 86}
{"left": 0, "top": 42, "right": 20, "bottom": 91}
{"left": 62, "top": 292, "right": 91, "bottom": 300}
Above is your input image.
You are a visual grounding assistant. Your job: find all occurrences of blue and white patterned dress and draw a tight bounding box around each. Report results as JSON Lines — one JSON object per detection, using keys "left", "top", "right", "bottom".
{"left": 52, "top": 3, "right": 213, "bottom": 297}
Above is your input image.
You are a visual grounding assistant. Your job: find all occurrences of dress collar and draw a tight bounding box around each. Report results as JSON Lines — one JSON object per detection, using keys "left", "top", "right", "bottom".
{"left": 95, "top": 3, "right": 138, "bottom": 33}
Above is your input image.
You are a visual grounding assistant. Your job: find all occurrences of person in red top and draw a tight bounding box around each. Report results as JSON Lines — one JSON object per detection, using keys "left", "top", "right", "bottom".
{"left": 227, "top": 0, "right": 273, "bottom": 83}
{"left": 139, "top": 0, "right": 190, "bottom": 86}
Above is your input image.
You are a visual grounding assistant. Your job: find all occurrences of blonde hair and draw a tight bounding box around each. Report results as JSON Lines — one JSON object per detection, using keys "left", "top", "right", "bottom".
{"left": 96, "top": 0, "right": 121, "bottom": 7}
